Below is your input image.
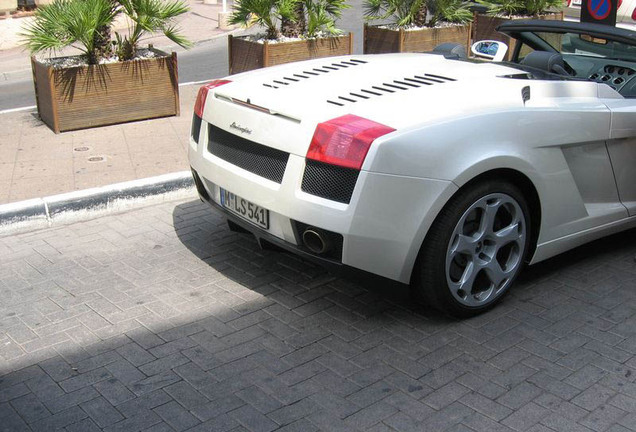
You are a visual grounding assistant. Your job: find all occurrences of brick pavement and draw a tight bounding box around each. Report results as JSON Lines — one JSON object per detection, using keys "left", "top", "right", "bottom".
{"left": 2, "top": 198, "right": 636, "bottom": 431}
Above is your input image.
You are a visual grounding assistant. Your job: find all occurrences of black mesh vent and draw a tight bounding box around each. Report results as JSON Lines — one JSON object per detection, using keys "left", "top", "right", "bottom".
{"left": 191, "top": 114, "right": 202, "bottom": 143}
{"left": 208, "top": 125, "right": 289, "bottom": 183}
{"left": 301, "top": 160, "right": 359, "bottom": 204}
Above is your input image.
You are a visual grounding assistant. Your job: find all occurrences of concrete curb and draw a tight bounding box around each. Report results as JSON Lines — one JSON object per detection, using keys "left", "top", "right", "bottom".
{"left": 0, "top": 171, "right": 196, "bottom": 236}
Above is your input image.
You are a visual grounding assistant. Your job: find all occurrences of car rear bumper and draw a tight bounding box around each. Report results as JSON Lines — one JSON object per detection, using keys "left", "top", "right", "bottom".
{"left": 189, "top": 122, "right": 456, "bottom": 283}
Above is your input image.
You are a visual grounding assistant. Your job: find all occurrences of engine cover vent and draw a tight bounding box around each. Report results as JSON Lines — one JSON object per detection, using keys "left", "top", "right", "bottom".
{"left": 326, "top": 73, "right": 456, "bottom": 106}
{"left": 262, "top": 59, "right": 368, "bottom": 89}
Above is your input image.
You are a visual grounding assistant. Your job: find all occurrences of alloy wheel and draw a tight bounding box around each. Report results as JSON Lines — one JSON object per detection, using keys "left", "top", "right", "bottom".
{"left": 445, "top": 193, "right": 526, "bottom": 307}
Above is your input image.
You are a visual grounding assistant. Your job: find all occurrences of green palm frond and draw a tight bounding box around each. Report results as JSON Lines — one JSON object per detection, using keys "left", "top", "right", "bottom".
{"left": 230, "top": 0, "right": 281, "bottom": 38}
{"left": 319, "top": 0, "right": 349, "bottom": 19}
{"left": 524, "top": 0, "right": 562, "bottom": 15}
{"left": 20, "top": 0, "right": 118, "bottom": 63}
{"left": 305, "top": 0, "right": 343, "bottom": 36}
{"left": 363, "top": 0, "right": 386, "bottom": 19}
{"left": 363, "top": 0, "right": 430, "bottom": 26}
{"left": 278, "top": 0, "right": 300, "bottom": 20}
{"left": 476, "top": 0, "right": 522, "bottom": 16}
{"left": 477, "top": 0, "right": 560, "bottom": 16}
{"left": 115, "top": 0, "right": 190, "bottom": 59}
{"left": 162, "top": 24, "right": 193, "bottom": 48}
{"left": 304, "top": 0, "right": 347, "bottom": 36}
{"left": 429, "top": 0, "right": 472, "bottom": 24}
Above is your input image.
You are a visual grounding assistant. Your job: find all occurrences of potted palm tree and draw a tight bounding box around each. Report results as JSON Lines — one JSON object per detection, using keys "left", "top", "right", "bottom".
{"left": 227, "top": 0, "right": 352, "bottom": 74}
{"left": 22, "top": 0, "right": 190, "bottom": 133}
{"left": 363, "top": 0, "right": 473, "bottom": 54}
{"left": 473, "top": 0, "right": 563, "bottom": 59}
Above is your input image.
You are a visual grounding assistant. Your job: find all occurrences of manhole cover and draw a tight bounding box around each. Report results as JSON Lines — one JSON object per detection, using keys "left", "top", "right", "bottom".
{"left": 74, "top": 146, "right": 90, "bottom": 152}
{"left": 88, "top": 156, "right": 105, "bottom": 162}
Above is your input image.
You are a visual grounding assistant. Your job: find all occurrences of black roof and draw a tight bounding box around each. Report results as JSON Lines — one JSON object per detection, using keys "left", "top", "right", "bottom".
{"left": 496, "top": 19, "right": 636, "bottom": 45}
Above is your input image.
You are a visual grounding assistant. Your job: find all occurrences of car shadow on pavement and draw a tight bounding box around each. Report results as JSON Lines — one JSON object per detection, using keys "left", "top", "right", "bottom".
{"left": 171, "top": 200, "right": 454, "bottom": 322}
{"left": 172, "top": 199, "right": 636, "bottom": 324}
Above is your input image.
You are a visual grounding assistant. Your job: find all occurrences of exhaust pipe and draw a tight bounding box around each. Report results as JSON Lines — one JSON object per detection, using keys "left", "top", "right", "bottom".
{"left": 302, "top": 228, "right": 332, "bottom": 255}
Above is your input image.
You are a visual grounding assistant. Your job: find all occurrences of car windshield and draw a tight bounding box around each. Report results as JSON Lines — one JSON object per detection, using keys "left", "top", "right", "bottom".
{"left": 526, "top": 31, "right": 636, "bottom": 62}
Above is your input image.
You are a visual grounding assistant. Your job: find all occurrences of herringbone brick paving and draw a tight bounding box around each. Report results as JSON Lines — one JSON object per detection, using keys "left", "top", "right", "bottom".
{"left": 2, "top": 199, "right": 636, "bottom": 431}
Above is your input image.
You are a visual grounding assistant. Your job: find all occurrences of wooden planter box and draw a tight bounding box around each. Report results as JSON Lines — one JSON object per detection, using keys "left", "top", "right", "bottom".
{"left": 228, "top": 33, "right": 354, "bottom": 75}
{"left": 363, "top": 23, "right": 472, "bottom": 54}
{"left": 472, "top": 12, "right": 563, "bottom": 60}
{"left": 0, "top": 0, "right": 17, "bottom": 13}
{"left": 31, "top": 49, "right": 180, "bottom": 133}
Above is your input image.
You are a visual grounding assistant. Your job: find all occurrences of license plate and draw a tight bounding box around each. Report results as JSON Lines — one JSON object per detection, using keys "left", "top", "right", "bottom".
{"left": 220, "top": 189, "right": 269, "bottom": 230}
{"left": 572, "top": 0, "right": 581, "bottom": 5}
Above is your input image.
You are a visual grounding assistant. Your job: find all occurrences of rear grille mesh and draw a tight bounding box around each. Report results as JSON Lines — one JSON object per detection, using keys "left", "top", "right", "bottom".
{"left": 301, "top": 160, "right": 359, "bottom": 204}
{"left": 208, "top": 125, "right": 289, "bottom": 183}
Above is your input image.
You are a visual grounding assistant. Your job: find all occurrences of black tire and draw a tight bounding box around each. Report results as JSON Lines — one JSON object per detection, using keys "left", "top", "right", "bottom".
{"left": 413, "top": 180, "right": 532, "bottom": 318}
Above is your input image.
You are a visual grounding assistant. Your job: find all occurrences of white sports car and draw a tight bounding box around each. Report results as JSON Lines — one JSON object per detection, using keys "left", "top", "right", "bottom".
{"left": 189, "top": 20, "right": 636, "bottom": 316}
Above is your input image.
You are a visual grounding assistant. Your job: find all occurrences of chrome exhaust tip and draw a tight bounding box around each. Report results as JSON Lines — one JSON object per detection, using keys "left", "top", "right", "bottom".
{"left": 302, "top": 228, "right": 332, "bottom": 255}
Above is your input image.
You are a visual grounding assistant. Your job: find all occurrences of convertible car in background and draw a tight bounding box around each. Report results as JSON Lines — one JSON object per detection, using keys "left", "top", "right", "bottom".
{"left": 189, "top": 20, "right": 636, "bottom": 317}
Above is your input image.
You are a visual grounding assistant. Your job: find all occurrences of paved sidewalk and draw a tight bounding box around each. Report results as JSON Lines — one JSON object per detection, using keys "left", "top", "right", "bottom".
{"left": 0, "top": 0, "right": 245, "bottom": 206}
{"left": 2, "top": 198, "right": 636, "bottom": 431}
{"left": 0, "top": 85, "right": 198, "bottom": 204}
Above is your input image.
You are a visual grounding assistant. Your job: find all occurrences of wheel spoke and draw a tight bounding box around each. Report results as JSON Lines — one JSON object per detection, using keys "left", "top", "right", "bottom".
{"left": 494, "top": 222, "right": 523, "bottom": 246}
{"left": 484, "top": 259, "right": 507, "bottom": 287}
{"left": 450, "top": 260, "right": 478, "bottom": 297}
{"left": 451, "top": 234, "right": 477, "bottom": 255}
{"left": 479, "top": 199, "right": 499, "bottom": 236}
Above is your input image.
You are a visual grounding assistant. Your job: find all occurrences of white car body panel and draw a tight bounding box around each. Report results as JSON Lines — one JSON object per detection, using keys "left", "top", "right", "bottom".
{"left": 189, "top": 50, "right": 636, "bottom": 284}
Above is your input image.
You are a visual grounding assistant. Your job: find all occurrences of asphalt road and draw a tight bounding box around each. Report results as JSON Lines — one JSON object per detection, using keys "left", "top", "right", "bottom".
{"left": 0, "top": 0, "right": 365, "bottom": 113}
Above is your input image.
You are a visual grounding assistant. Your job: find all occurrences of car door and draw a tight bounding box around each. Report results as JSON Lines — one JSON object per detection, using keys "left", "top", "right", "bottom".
{"left": 604, "top": 98, "right": 636, "bottom": 215}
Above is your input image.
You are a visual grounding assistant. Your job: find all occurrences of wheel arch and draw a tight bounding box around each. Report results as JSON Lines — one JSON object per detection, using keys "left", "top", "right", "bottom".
{"left": 408, "top": 167, "right": 542, "bottom": 285}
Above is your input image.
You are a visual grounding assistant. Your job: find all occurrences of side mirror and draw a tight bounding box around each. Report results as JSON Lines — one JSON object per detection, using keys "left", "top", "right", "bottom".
{"left": 471, "top": 40, "right": 508, "bottom": 62}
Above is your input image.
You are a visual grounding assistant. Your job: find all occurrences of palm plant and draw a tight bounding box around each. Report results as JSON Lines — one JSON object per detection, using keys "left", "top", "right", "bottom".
{"left": 364, "top": 0, "right": 470, "bottom": 27}
{"left": 230, "top": 0, "right": 298, "bottom": 39}
{"left": 231, "top": 0, "right": 348, "bottom": 39}
{"left": 364, "top": 0, "right": 428, "bottom": 27}
{"left": 281, "top": 1, "right": 305, "bottom": 37}
{"left": 116, "top": 0, "right": 191, "bottom": 60}
{"left": 477, "top": 0, "right": 562, "bottom": 16}
{"left": 428, "top": 0, "right": 472, "bottom": 26}
{"left": 21, "top": 0, "right": 119, "bottom": 64}
{"left": 305, "top": 0, "right": 348, "bottom": 37}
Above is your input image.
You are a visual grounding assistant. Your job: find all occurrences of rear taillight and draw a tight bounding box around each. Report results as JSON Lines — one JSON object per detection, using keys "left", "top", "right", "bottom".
{"left": 306, "top": 114, "right": 395, "bottom": 170}
{"left": 618, "top": 0, "right": 622, "bottom": 8}
{"left": 632, "top": 6, "right": 636, "bottom": 19}
{"left": 566, "top": 0, "right": 571, "bottom": 7}
{"left": 194, "top": 79, "right": 231, "bottom": 118}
